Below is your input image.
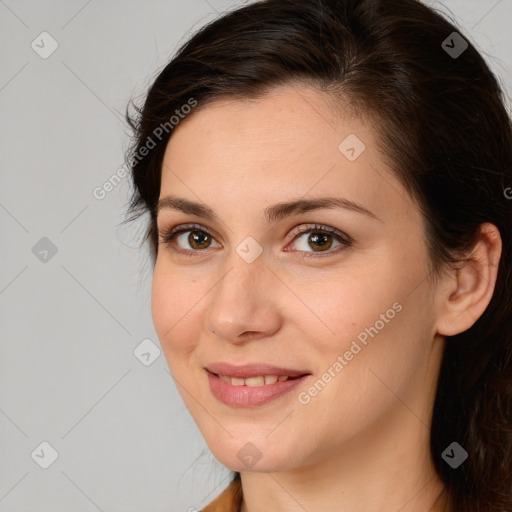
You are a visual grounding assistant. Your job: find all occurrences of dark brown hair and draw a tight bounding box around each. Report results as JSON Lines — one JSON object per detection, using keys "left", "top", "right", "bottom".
{"left": 123, "top": 0, "right": 512, "bottom": 510}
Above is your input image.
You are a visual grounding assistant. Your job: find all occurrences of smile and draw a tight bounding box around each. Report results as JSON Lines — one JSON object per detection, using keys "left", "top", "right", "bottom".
{"left": 206, "top": 369, "right": 310, "bottom": 407}
{"left": 216, "top": 374, "right": 298, "bottom": 386}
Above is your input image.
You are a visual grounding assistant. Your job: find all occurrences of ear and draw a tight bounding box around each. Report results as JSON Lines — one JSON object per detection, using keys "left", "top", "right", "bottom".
{"left": 436, "top": 223, "right": 502, "bottom": 337}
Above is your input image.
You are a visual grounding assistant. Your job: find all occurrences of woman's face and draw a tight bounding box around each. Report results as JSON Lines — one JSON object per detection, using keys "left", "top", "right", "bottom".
{"left": 152, "top": 84, "right": 445, "bottom": 473}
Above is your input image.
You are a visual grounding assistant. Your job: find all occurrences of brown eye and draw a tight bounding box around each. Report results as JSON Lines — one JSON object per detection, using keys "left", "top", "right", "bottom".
{"left": 158, "top": 223, "right": 221, "bottom": 254}
{"left": 159, "top": 222, "right": 352, "bottom": 258}
{"left": 305, "top": 232, "right": 334, "bottom": 251}
{"left": 286, "top": 224, "right": 353, "bottom": 257}
{"left": 186, "top": 230, "right": 212, "bottom": 250}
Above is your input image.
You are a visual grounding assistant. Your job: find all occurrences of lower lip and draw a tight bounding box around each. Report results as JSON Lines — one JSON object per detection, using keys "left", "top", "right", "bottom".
{"left": 206, "top": 371, "right": 310, "bottom": 408}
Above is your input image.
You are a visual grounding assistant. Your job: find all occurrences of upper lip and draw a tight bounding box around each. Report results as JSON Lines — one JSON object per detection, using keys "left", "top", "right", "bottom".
{"left": 205, "top": 362, "right": 311, "bottom": 379}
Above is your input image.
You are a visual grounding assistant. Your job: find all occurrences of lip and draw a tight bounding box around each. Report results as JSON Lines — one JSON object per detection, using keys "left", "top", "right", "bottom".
{"left": 205, "top": 362, "right": 311, "bottom": 408}
{"left": 205, "top": 362, "right": 310, "bottom": 379}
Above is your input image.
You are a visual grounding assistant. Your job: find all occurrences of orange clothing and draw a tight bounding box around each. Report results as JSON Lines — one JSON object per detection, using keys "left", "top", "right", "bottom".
{"left": 201, "top": 474, "right": 243, "bottom": 512}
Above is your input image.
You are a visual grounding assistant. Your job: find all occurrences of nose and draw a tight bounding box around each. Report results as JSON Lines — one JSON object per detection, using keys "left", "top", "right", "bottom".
{"left": 205, "top": 252, "right": 282, "bottom": 344}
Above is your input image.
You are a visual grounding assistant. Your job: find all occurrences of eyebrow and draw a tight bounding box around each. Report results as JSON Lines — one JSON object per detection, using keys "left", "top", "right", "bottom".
{"left": 156, "top": 195, "right": 380, "bottom": 223}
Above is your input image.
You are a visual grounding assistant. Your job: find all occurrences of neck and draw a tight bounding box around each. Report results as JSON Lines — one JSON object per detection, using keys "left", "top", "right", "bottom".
{"left": 238, "top": 406, "right": 447, "bottom": 512}
{"left": 239, "top": 470, "right": 446, "bottom": 512}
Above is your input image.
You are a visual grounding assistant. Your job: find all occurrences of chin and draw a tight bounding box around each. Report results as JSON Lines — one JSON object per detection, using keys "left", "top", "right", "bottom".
{"left": 206, "top": 436, "right": 299, "bottom": 473}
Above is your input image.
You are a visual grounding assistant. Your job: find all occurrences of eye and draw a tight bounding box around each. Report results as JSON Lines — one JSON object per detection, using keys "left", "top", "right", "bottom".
{"left": 158, "top": 222, "right": 353, "bottom": 258}
{"left": 285, "top": 223, "right": 353, "bottom": 258}
{"left": 158, "top": 223, "right": 220, "bottom": 255}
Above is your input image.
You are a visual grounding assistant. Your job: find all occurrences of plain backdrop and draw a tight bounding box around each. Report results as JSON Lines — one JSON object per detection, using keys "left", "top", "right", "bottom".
{"left": 1, "top": 1, "right": 511, "bottom": 511}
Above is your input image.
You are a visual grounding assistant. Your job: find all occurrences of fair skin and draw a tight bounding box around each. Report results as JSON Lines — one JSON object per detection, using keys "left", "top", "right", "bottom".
{"left": 151, "top": 84, "right": 501, "bottom": 512}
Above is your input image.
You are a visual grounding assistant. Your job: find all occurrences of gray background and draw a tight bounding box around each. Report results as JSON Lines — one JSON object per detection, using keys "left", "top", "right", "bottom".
{"left": 0, "top": 1, "right": 511, "bottom": 511}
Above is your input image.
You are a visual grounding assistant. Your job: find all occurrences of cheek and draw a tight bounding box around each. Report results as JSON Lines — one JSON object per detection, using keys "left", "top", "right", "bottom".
{"left": 312, "top": 281, "right": 434, "bottom": 412}
{"left": 322, "top": 244, "right": 430, "bottom": 348}
{"left": 292, "top": 249, "right": 433, "bottom": 398}
{"left": 150, "top": 263, "right": 204, "bottom": 367}
{"left": 285, "top": 260, "right": 404, "bottom": 357}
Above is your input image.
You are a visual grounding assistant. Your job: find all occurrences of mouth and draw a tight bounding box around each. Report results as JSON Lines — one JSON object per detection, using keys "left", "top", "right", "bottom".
{"left": 205, "top": 361, "right": 310, "bottom": 379}
{"left": 204, "top": 363, "right": 311, "bottom": 407}
{"left": 206, "top": 370, "right": 305, "bottom": 387}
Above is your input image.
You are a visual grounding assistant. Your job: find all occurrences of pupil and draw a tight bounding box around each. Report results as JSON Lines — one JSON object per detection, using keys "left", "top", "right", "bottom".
{"left": 190, "top": 231, "right": 209, "bottom": 249}
{"left": 310, "top": 233, "right": 332, "bottom": 251}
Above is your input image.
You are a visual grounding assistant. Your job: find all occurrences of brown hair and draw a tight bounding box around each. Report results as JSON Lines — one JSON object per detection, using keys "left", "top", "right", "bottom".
{"left": 123, "top": 0, "right": 512, "bottom": 510}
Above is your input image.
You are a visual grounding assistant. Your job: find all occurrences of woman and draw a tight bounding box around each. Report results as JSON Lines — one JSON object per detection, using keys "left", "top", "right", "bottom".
{"left": 123, "top": 0, "right": 512, "bottom": 510}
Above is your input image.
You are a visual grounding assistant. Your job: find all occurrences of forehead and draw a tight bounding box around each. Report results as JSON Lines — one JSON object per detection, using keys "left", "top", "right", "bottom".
{"left": 165, "top": 85, "right": 356, "bottom": 159}
{"left": 158, "top": 84, "right": 415, "bottom": 228}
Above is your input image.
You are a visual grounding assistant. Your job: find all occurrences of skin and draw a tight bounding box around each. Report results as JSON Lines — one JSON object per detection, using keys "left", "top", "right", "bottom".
{"left": 151, "top": 84, "right": 502, "bottom": 512}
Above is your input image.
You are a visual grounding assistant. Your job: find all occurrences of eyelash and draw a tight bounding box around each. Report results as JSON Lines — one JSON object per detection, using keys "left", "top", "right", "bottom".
{"left": 158, "top": 222, "right": 353, "bottom": 259}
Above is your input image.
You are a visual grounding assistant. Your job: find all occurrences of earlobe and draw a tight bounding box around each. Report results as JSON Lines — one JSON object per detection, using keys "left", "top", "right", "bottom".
{"left": 436, "top": 223, "right": 502, "bottom": 337}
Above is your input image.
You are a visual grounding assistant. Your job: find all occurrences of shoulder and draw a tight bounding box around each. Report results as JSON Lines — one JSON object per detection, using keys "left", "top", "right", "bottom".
{"left": 200, "top": 475, "right": 243, "bottom": 512}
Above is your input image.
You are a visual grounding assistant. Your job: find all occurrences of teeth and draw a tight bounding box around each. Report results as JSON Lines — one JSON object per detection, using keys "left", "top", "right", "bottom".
{"left": 244, "top": 376, "right": 265, "bottom": 387}
{"left": 219, "top": 374, "right": 232, "bottom": 384}
{"left": 217, "top": 374, "right": 292, "bottom": 386}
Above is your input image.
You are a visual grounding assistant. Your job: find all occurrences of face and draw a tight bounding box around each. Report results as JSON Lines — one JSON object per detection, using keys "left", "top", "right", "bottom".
{"left": 152, "top": 84, "right": 444, "bottom": 473}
